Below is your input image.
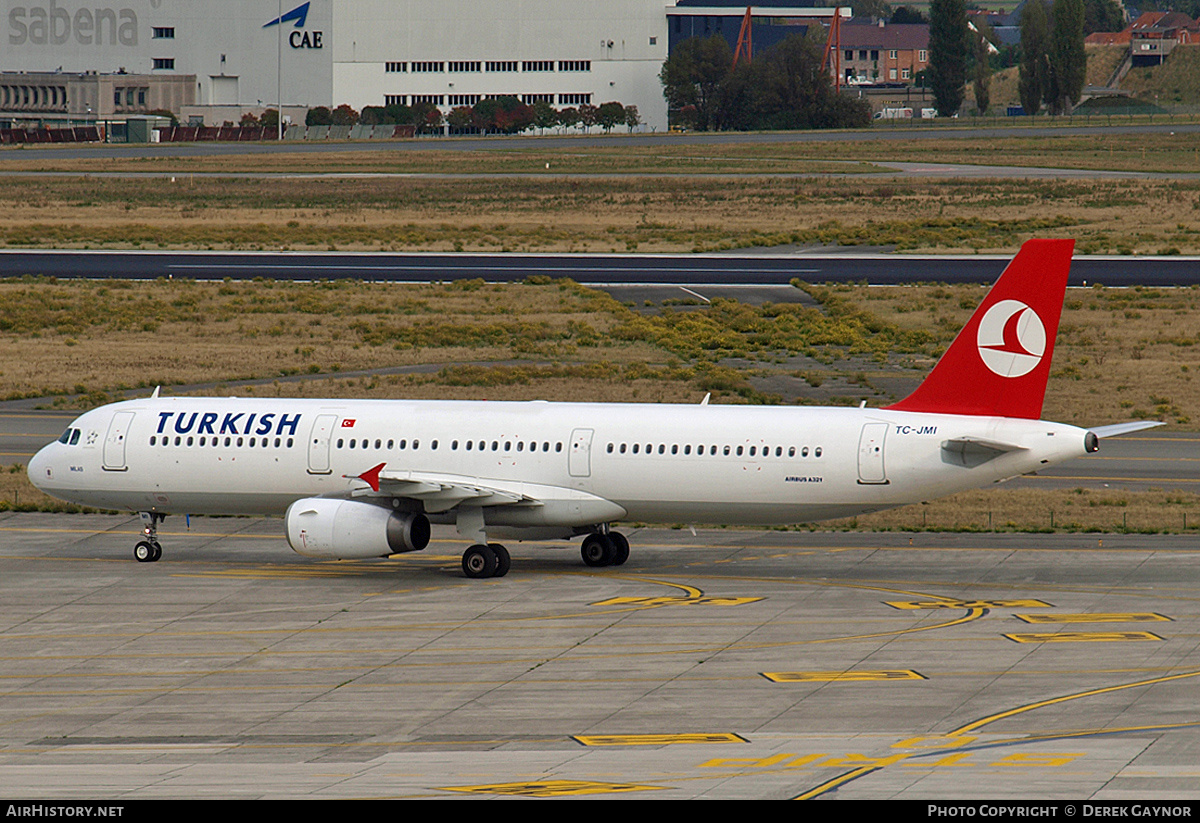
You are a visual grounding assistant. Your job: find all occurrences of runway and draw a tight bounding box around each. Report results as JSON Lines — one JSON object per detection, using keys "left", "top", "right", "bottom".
{"left": 1, "top": 516, "right": 1198, "bottom": 799}
{"left": 3, "top": 248, "right": 1200, "bottom": 287}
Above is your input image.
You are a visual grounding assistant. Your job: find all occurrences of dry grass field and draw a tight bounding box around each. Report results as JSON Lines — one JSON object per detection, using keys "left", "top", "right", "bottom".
{"left": 0, "top": 171, "right": 1199, "bottom": 256}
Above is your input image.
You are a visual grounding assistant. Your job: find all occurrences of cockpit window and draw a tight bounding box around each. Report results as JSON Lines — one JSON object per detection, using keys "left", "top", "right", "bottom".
{"left": 58, "top": 428, "right": 81, "bottom": 445}
{"left": 69, "top": 428, "right": 80, "bottom": 445}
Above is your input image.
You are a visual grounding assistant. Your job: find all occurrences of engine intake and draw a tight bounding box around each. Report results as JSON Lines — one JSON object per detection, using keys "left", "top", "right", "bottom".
{"left": 285, "top": 498, "right": 430, "bottom": 559}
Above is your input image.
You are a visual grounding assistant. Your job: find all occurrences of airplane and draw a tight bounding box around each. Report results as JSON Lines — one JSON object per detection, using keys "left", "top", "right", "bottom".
{"left": 28, "top": 238, "right": 1160, "bottom": 578}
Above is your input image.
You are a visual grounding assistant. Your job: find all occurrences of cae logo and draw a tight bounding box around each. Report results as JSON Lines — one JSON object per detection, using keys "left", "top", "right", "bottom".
{"left": 9, "top": 1, "right": 137, "bottom": 46}
{"left": 263, "top": 1, "right": 322, "bottom": 49}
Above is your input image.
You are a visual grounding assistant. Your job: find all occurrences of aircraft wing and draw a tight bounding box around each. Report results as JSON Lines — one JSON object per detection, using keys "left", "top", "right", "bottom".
{"left": 1088, "top": 421, "right": 1165, "bottom": 438}
{"left": 342, "top": 463, "right": 537, "bottom": 512}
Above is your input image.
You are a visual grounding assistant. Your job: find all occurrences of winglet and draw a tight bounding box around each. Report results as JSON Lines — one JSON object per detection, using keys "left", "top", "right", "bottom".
{"left": 884, "top": 238, "right": 1074, "bottom": 420}
{"left": 345, "top": 462, "right": 386, "bottom": 492}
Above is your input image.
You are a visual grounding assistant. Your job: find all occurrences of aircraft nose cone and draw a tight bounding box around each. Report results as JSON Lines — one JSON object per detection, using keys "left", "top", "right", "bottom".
{"left": 27, "top": 445, "right": 54, "bottom": 491}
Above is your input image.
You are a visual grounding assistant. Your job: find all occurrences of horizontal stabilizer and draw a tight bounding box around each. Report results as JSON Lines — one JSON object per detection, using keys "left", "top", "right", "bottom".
{"left": 1088, "top": 421, "right": 1165, "bottom": 438}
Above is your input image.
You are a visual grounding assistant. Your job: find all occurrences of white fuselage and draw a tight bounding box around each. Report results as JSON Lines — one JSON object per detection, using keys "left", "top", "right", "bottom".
{"left": 29, "top": 397, "right": 1091, "bottom": 534}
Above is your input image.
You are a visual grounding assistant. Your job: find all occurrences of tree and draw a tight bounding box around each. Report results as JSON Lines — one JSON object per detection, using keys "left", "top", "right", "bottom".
{"left": 1048, "top": 0, "right": 1086, "bottom": 114}
{"left": 532, "top": 100, "right": 557, "bottom": 134}
{"left": 623, "top": 104, "right": 641, "bottom": 132}
{"left": 447, "top": 106, "right": 474, "bottom": 133}
{"left": 260, "top": 108, "right": 279, "bottom": 129}
{"left": 890, "top": 5, "right": 928, "bottom": 23}
{"left": 305, "top": 106, "right": 332, "bottom": 126}
{"left": 239, "top": 111, "right": 260, "bottom": 127}
{"left": 331, "top": 104, "right": 360, "bottom": 126}
{"left": 596, "top": 101, "right": 625, "bottom": 133}
{"left": 578, "top": 103, "right": 599, "bottom": 133}
{"left": 659, "top": 34, "right": 732, "bottom": 131}
{"left": 973, "top": 25, "right": 992, "bottom": 115}
{"left": 720, "top": 34, "right": 870, "bottom": 131}
{"left": 492, "top": 96, "right": 535, "bottom": 134}
{"left": 557, "top": 107, "right": 581, "bottom": 132}
{"left": 1018, "top": 0, "right": 1050, "bottom": 115}
{"left": 928, "top": 0, "right": 969, "bottom": 117}
{"left": 1083, "top": 0, "right": 1124, "bottom": 35}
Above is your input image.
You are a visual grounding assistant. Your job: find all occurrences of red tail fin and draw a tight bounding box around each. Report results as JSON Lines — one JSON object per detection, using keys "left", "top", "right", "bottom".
{"left": 884, "top": 238, "right": 1074, "bottom": 419}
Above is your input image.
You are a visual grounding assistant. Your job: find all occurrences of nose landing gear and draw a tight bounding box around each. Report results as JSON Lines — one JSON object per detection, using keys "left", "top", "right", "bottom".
{"left": 134, "top": 512, "right": 164, "bottom": 562}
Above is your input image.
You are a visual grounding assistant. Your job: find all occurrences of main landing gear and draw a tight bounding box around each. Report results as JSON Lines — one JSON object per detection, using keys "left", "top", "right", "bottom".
{"left": 134, "top": 511, "right": 164, "bottom": 563}
{"left": 461, "top": 543, "right": 511, "bottom": 579}
{"left": 581, "top": 531, "right": 629, "bottom": 568}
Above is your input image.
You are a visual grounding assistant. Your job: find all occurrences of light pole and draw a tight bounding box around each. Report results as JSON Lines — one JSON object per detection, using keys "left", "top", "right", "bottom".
{"left": 276, "top": 0, "right": 283, "bottom": 140}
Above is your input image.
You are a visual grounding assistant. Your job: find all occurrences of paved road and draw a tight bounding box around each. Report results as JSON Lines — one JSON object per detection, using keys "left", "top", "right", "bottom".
{"left": 1, "top": 518, "right": 1198, "bottom": 799}
{"left": 2, "top": 249, "right": 1199, "bottom": 287}
{"left": 1, "top": 121, "right": 1198, "bottom": 163}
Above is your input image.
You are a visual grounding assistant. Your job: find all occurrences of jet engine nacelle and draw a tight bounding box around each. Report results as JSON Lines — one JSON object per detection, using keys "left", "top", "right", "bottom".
{"left": 285, "top": 498, "right": 430, "bottom": 559}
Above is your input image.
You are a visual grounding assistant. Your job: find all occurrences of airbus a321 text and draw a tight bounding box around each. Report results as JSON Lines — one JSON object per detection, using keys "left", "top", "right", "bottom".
{"left": 29, "top": 240, "right": 1160, "bottom": 578}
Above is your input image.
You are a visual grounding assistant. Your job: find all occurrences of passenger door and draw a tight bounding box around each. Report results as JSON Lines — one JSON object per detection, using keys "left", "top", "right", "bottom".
{"left": 103, "top": 411, "right": 135, "bottom": 471}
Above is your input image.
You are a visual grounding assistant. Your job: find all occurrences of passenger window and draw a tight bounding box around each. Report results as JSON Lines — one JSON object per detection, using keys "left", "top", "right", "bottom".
{"left": 815, "top": 447, "right": 822, "bottom": 457}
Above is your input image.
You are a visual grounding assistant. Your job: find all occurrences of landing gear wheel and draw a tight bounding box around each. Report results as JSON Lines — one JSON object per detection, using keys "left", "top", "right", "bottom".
{"left": 488, "top": 543, "right": 511, "bottom": 578}
{"left": 608, "top": 532, "right": 630, "bottom": 566}
{"left": 150, "top": 541, "right": 162, "bottom": 562}
{"left": 581, "top": 533, "right": 615, "bottom": 567}
{"left": 462, "top": 544, "right": 498, "bottom": 579}
{"left": 134, "top": 541, "right": 159, "bottom": 563}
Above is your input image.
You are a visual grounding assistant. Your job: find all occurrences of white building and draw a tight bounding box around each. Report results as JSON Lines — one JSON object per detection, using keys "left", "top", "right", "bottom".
{"left": 1, "top": 0, "right": 676, "bottom": 129}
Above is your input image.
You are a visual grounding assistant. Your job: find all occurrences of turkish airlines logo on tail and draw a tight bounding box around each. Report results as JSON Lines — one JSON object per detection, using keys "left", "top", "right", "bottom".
{"left": 976, "top": 300, "right": 1046, "bottom": 378}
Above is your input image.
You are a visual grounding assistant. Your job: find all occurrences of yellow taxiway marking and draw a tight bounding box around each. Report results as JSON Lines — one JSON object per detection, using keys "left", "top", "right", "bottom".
{"left": 1004, "top": 631, "right": 1163, "bottom": 643}
{"left": 438, "top": 779, "right": 665, "bottom": 797}
{"left": 887, "top": 599, "right": 1052, "bottom": 610}
{"left": 1015, "top": 613, "right": 1171, "bottom": 624}
{"left": 763, "top": 670, "right": 925, "bottom": 683}
{"left": 592, "top": 595, "right": 762, "bottom": 607}
{"left": 797, "top": 667, "right": 1200, "bottom": 799}
{"left": 947, "top": 669, "right": 1200, "bottom": 739}
{"left": 574, "top": 733, "right": 746, "bottom": 747}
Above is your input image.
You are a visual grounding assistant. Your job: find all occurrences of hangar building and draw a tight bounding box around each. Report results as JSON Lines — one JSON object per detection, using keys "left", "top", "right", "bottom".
{"left": 1, "top": 1, "right": 831, "bottom": 131}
